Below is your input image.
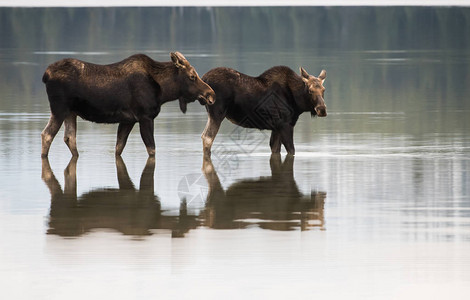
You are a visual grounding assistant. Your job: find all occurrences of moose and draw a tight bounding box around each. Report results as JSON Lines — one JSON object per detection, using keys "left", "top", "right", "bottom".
{"left": 41, "top": 52, "right": 215, "bottom": 157}
{"left": 201, "top": 66, "right": 327, "bottom": 157}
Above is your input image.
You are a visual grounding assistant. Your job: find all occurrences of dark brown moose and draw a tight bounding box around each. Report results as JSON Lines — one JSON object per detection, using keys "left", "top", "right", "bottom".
{"left": 41, "top": 52, "right": 215, "bottom": 157}
{"left": 201, "top": 66, "right": 327, "bottom": 157}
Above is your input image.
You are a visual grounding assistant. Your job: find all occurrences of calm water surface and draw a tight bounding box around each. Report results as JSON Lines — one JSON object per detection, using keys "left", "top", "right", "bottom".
{"left": 1, "top": 7, "right": 470, "bottom": 299}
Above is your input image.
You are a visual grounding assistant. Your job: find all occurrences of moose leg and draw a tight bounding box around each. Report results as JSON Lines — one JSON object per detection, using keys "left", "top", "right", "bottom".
{"left": 115, "top": 122, "right": 135, "bottom": 156}
{"left": 115, "top": 155, "right": 135, "bottom": 190}
{"left": 63, "top": 114, "right": 79, "bottom": 157}
{"left": 63, "top": 156, "right": 78, "bottom": 196}
{"left": 280, "top": 125, "right": 295, "bottom": 155}
{"left": 140, "top": 156, "right": 156, "bottom": 193}
{"left": 139, "top": 118, "right": 156, "bottom": 156}
{"left": 202, "top": 115, "right": 223, "bottom": 158}
{"left": 269, "top": 130, "right": 282, "bottom": 154}
{"left": 269, "top": 153, "right": 282, "bottom": 175}
{"left": 41, "top": 157, "right": 63, "bottom": 198}
{"left": 282, "top": 152, "right": 295, "bottom": 174}
{"left": 41, "top": 114, "right": 65, "bottom": 157}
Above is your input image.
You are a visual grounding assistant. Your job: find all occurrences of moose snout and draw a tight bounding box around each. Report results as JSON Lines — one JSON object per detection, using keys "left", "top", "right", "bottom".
{"left": 315, "top": 105, "right": 327, "bottom": 117}
{"left": 204, "top": 89, "right": 216, "bottom": 105}
{"left": 198, "top": 91, "right": 215, "bottom": 106}
{"left": 205, "top": 93, "right": 215, "bottom": 105}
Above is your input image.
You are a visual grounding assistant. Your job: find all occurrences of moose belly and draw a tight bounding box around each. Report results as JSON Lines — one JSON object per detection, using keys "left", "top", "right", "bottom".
{"left": 73, "top": 99, "right": 138, "bottom": 124}
{"left": 226, "top": 103, "right": 292, "bottom": 130}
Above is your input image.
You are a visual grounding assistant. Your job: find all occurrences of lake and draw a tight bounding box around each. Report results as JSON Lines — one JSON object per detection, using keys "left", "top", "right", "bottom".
{"left": 1, "top": 6, "right": 470, "bottom": 299}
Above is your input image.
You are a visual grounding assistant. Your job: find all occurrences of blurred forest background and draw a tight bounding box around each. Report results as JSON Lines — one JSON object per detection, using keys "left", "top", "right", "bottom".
{"left": 1, "top": 6, "right": 469, "bottom": 132}
{"left": 2, "top": 7, "right": 469, "bottom": 51}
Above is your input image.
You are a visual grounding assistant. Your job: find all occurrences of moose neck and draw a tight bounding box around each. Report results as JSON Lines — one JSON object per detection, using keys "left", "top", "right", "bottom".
{"left": 150, "top": 62, "right": 182, "bottom": 104}
{"left": 287, "top": 75, "right": 311, "bottom": 113}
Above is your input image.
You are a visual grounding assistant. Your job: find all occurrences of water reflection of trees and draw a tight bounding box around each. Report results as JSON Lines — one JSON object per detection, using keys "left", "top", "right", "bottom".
{"left": 2, "top": 7, "right": 468, "bottom": 53}
{"left": 42, "top": 155, "right": 325, "bottom": 238}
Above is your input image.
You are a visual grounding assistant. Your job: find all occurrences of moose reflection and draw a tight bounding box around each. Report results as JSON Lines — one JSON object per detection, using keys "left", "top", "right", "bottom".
{"left": 42, "top": 155, "right": 325, "bottom": 238}
{"left": 41, "top": 157, "right": 198, "bottom": 237}
{"left": 200, "top": 155, "right": 326, "bottom": 231}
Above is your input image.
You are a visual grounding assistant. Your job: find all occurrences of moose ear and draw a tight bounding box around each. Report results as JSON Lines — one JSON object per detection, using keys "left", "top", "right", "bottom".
{"left": 170, "top": 52, "right": 187, "bottom": 69}
{"left": 318, "top": 69, "right": 326, "bottom": 84}
{"left": 300, "top": 67, "right": 310, "bottom": 83}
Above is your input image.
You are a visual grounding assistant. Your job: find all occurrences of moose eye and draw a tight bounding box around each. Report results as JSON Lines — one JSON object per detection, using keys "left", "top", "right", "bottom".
{"left": 189, "top": 74, "right": 196, "bottom": 81}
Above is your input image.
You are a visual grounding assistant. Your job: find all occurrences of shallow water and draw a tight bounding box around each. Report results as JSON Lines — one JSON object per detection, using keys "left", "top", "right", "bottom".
{"left": 1, "top": 6, "right": 470, "bottom": 299}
